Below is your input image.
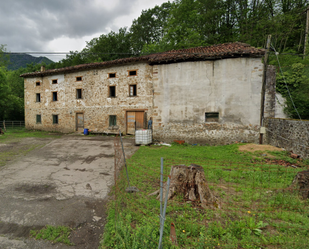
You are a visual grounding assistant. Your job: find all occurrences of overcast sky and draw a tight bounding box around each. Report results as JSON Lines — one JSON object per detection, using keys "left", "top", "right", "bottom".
{"left": 0, "top": 0, "right": 170, "bottom": 62}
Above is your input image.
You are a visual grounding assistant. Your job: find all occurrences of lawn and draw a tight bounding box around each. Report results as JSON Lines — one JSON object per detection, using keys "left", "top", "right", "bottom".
{"left": 101, "top": 143, "right": 309, "bottom": 249}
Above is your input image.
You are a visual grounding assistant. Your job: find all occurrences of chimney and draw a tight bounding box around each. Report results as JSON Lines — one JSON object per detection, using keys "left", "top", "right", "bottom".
{"left": 41, "top": 66, "right": 45, "bottom": 72}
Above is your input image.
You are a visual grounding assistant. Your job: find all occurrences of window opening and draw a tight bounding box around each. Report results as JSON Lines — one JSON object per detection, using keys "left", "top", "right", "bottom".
{"left": 109, "top": 73, "right": 116, "bottom": 78}
{"left": 109, "top": 115, "right": 117, "bottom": 126}
{"left": 76, "top": 76, "right": 82, "bottom": 81}
{"left": 36, "top": 82, "right": 41, "bottom": 86}
{"left": 52, "top": 79, "right": 58, "bottom": 84}
{"left": 36, "top": 93, "right": 41, "bottom": 102}
{"left": 53, "top": 115, "right": 58, "bottom": 124}
{"left": 205, "top": 112, "right": 219, "bottom": 122}
{"left": 76, "top": 89, "right": 82, "bottom": 99}
{"left": 109, "top": 86, "right": 116, "bottom": 97}
{"left": 36, "top": 115, "right": 41, "bottom": 124}
{"left": 52, "top": 92, "right": 58, "bottom": 101}
{"left": 128, "top": 70, "right": 137, "bottom": 76}
{"left": 129, "top": 85, "right": 137, "bottom": 96}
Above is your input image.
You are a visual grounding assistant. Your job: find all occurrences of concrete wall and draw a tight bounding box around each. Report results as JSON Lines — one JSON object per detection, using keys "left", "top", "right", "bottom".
{"left": 24, "top": 62, "right": 154, "bottom": 133}
{"left": 265, "top": 118, "right": 309, "bottom": 159}
{"left": 152, "top": 58, "right": 265, "bottom": 144}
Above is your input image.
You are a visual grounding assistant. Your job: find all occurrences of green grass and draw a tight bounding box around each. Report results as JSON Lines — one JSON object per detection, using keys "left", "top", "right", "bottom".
{"left": 101, "top": 143, "right": 309, "bottom": 248}
{"left": 0, "top": 128, "right": 62, "bottom": 143}
{"left": 30, "top": 225, "right": 73, "bottom": 245}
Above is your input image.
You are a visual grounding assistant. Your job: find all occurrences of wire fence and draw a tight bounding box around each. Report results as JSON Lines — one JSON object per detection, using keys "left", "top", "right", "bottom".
{"left": 0, "top": 120, "right": 25, "bottom": 130}
{"left": 110, "top": 135, "right": 309, "bottom": 248}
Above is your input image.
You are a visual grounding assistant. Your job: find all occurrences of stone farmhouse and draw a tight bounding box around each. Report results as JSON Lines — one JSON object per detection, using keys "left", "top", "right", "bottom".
{"left": 21, "top": 42, "right": 283, "bottom": 144}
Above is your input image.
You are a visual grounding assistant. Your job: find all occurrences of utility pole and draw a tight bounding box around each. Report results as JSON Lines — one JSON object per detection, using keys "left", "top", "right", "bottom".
{"left": 259, "top": 34, "right": 272, "bottom": 145}
{"left": 304, "top": 6, "right": 309, "bottom": 59}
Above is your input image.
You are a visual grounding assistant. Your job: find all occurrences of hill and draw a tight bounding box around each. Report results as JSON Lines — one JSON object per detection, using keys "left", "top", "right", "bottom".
{"left": 4, "top": 53, "right": 54, "bottom": 70}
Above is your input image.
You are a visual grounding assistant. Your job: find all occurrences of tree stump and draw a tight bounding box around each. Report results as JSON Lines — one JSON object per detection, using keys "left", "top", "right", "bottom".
{"left": 290, "top": 170, "right": 309, "bottom": 199}
{"left": 152, "top": 164, "right": 220, "bottom": 209}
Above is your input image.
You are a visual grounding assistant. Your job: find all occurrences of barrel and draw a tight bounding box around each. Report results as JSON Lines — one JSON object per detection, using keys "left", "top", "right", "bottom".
{"left": 83, "top": 128, "right": 89, "bottom": 135}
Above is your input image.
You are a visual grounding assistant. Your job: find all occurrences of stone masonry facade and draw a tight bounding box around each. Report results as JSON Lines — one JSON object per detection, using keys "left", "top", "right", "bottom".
{"left": 22, "top": 43, "right": 283, "bottom": 144}
{"left": 24, "top": 62, "right": 154, "bottom": 133}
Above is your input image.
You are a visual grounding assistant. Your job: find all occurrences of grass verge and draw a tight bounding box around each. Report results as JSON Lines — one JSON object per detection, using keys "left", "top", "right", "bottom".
{"left": 30, "top": 225, "right": 73, "bottom": 245}
{"left": 101, "top": 143, "right": 309, "bottom": 248}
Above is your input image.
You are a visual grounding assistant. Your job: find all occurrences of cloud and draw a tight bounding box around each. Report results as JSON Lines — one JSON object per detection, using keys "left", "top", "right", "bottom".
{"left": 0, "top": 0, "right": 169, "bottom": 61}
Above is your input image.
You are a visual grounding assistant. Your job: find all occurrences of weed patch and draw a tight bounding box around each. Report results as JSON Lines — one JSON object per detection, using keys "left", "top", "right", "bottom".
{"left": 30, "top": 225, "right": 73, "bottom": 245}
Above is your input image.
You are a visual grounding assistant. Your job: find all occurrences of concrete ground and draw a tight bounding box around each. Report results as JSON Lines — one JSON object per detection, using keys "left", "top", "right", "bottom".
{"left": 0, "top": 135, "right": 138, "bottom": 249}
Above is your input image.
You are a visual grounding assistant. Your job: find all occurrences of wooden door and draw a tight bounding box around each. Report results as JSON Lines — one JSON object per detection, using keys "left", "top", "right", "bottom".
{"left": 76, "top": 113, "right": 84, "bottom": 132}
{"left": 126, "top": 111, "right": 145, "bottom": 134}
{"left": 135, "top": 112, "right": 144, "bottom": 130}
{"left": 127, "top": 112, "right": 136, "bottom": 134}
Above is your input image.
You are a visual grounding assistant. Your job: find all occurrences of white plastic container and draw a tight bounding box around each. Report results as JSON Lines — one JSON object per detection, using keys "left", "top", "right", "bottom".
{"left": 135, "top": 129, "right": 152, "bottom": 145}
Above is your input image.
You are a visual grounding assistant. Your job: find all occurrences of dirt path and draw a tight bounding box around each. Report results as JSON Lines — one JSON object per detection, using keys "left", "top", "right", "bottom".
{"left": 0, "top": 135, "right": 138, "bottom": 249}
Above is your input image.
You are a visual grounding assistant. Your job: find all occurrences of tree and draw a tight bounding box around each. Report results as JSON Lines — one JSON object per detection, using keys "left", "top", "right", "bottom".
{"left": 0, "top": 68, "right": 10, "bottom": 120}
{"left": 130, "top": 2, "right": 173, "bottom": 54}
{"left": 276, "top": 63, "right": 309, "bottom": 119}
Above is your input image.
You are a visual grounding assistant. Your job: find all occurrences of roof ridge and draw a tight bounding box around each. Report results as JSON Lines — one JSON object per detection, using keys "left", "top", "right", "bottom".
{"left": 20, "top": 43, "right": 265, "bottom": 78}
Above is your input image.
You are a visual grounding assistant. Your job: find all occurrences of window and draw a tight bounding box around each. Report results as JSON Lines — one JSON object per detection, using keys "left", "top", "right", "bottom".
{"left": 109, "top": 115, "right": 117, "bottom": 126}
{"left": 36, "top": 93, "right": 41, "bottom": 102}
{"left": 52, "top": 79, "right": 58, "bottom": 84}
{"left": 76, "top": 89, "right": 82, "bottom": 99}
{"left": 53, "top": 115, "right": 58, "bottom": 124}
{"left": 76, "top": 76, "right": 82, "bottom": 81}
{"left": 128, "top": 70, "right": 137, "bottom": 76}
{"left": 108, "top": 73, "right": 116, "bottom": 78}
{"left": 129, "top": 85, "right": 137, "bottom": 96}
{"left": 36, "top": 81, "right": 41, "bottom": 86}
{"left": 52, "top": 92, "right": 58, "bottom": 101}
{"left": 109, "top": 86, "right": 116, "bottom": 97}
{"left": 36, "top": 115, "right": 41, "bottom": 124}
{"left": 205, "top": 112, "right": 219, "bottom": 122}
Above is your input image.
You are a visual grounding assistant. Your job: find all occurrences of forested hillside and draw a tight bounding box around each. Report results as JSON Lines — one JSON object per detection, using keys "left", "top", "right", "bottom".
{"left": 5, "top": 53, "right": 53, "bottom": 71}
{"left": 1, "top": 0, "right": 309, "bottom": 120}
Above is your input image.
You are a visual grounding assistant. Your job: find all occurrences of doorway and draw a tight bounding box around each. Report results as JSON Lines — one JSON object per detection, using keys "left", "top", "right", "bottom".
{"left": 126, "top": 111, "right": 145, "bottom": 134}
{"left": 76, "top": 113, "right": 84, "bottom": 132}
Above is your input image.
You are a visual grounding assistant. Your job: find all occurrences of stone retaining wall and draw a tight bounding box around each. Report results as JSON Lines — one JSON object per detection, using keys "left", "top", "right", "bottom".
{"left": 265, "top": 118, "right": 309, "bottom": 159}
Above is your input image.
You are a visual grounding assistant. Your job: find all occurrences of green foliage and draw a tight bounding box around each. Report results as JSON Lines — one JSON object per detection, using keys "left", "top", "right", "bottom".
{"left": 0, "top": 67, "right": 10, "bottom": 120}
{"left": 276, "top": 62, "right": 309, "bottom": 119}
{"left": 30, "top": 225, "right": 73, "bottom": 245}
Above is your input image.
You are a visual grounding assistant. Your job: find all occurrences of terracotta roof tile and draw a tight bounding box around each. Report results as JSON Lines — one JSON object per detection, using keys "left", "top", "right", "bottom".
{"left": 20, "top": 42, "right": 264, "bottom": 78}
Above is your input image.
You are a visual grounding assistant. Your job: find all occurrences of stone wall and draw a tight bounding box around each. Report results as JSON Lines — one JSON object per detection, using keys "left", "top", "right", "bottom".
{"left": 152, "top": 58, "right": 266, "bottom": 144}
{"left": 24, "top": 62, "right": 154, "bottom": 133}
{"left": 265, "top": 118, "right": 309, "bottom": 159}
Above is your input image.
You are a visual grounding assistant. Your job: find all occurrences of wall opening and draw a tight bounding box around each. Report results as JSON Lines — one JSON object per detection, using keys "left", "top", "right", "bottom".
{"left": 52, "top": 79, "right": 58, "bottom": 84}
{"left": 52, "top": 92, "right": 58, "bottom": 101}
{"left": 76, "top": 76, "right": 82, "bottom": 81}
{"left": 109, "top": 115, "right": 117, "bottom": 126}
{"left": 128, "top": 70, "right": 137, "bottom": 76}
{"left": 109, "top": 86, "right": 116, "bottom": 97}
{"left": 36, "top": 114, "right": 41, "bottom": 124}
{"left": 129, "top": 85, "right": 137, "bottom": 96}
{"left": 53, "top": 115, "right": 58, "bottom": 124}
{"left": 205, "top": 112, "right": 219, "bottom": 122}
{"left": 76, "top": 89, "right": 82, "bottom": 99}
{"left": 36, "top": 81, "right": 41, "bottom": 86}
{"left": 36, "top": 93, "right": 41, "bottom": 102}
{"left": 109, "top": 73, "right": 116, "bottom": 78}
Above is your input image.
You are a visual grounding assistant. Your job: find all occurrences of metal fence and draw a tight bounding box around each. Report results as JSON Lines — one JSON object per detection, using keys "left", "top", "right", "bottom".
{"left": 0, "top": 120, "right": 25, "bottom": 130}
